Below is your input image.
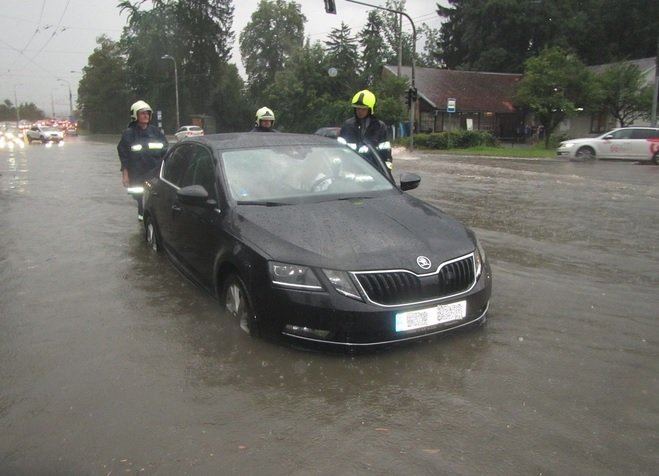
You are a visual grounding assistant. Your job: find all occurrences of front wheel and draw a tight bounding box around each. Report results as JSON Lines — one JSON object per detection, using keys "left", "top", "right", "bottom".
{"left": 575, "top": 146, "right": 596, "bottom": 161}
{"left": 144, "top": 216, "right": 160, "bottom": 253}
{"left": 222, "top": 274, "right": 257, "bottom": 336}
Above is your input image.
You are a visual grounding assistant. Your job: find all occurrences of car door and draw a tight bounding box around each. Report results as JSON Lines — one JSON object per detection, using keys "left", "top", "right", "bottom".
{"left": 156, "top": 144, "right": 194, "bottom": 258}
{"left": 601, "top": 128, "right": 632, "bottom": 158}
{"left": 174, "top": 144, "right": 221, "bottom": 288}
{"left": 629, "top": 128, "right": 655, "bottom": 159}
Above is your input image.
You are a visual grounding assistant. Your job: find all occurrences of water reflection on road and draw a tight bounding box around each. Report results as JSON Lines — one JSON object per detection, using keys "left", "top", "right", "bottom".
{"left": 0, "top": 139, "right": 657, "bottom": 475}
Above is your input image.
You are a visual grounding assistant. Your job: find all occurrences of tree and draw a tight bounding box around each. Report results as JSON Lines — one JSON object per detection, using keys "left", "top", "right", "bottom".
{"left": 359, "top": 11, "right": 388, "bottom": 85}
{"left": 119, "top": 0, "right": 235, "bottom": 131}
{"left": 437, "top": 0, "right": 659, "bottom": 72}
{"left": 239, "top": 0, "right": 306, "bottom": 103}
{"left": 324, "top": 22, "right": 361, "bottom": 99}
{"left": 595, "top": 63, "right": 654, "bottom": 127}
{"left": 380, "top": 0, "right": 415, "bottom": 68}
{"left": 209, "top": 62, "right": 253, "bottom": 132}
{"left": 515, "top": 47, "right": 596, "bottom": 148}
{"left": 77, "top": 35, "right": 130, "bottom": 133}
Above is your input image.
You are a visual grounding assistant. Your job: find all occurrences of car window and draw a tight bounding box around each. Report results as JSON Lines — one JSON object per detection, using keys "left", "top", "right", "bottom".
{"left": 162, "top": 144, "right": 194, "bottom": 187}
{"left": 629, "top": 129, "right": 656, "bottom": 139}
{"left": 608, "top": 129, "right": 633, "bottom": 139}
{"left": 220, "top": 145, "right": 394, "bottom": 202}
{"left": 180, "top": 145, "right": 216, "bottom": 198}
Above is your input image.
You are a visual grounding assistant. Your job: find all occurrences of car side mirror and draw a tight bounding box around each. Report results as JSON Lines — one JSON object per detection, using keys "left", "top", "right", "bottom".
{"left": 603, "top": 134, "right": 614, "bottom": 140}
{"left": 177, "top": 185, "right": 217, "bottom": 207}
{"left": 399, "top": 172, "right": 421, "bottom": 191}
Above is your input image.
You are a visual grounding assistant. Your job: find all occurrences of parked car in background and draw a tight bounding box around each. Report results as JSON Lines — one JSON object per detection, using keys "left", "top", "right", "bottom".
{"left": 556, "top": 127, "right": 659, "bottom": 163}
{"left": 25, "top": 124, "right": 64, "bottom": 144}
{"left": 142, "top": 133, "right": 492, "bottom": 349}
{"left": 314, "top": 126, "right": 341, "bottom": 139}
{"left": 175, "top": 125, "right": 204, "bottom": 141}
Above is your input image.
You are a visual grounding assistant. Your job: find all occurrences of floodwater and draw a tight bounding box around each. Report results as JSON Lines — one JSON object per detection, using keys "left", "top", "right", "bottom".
{"left": 1, "top": 137, "right": 657, "bottom": 475}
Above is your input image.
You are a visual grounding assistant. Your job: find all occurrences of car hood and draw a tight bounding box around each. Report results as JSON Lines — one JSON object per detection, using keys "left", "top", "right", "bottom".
{"left": 228, "top": 193, "right": 476, "bottom": 271}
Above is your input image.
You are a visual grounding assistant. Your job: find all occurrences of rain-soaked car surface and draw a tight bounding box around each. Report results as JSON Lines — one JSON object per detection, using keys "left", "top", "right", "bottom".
{"left": 142, "top": 133, "right": 492, "bottom": 348}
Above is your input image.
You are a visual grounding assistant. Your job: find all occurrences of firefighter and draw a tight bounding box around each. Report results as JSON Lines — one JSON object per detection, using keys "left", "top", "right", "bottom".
{"left": 250, "top": 107, "right": 278, "bottom": 132}
{"left": 338, "top": 89, "right": 392, "bottom": 173}
{"left": 117, "top": 100, "right": 168, "bottom": 220}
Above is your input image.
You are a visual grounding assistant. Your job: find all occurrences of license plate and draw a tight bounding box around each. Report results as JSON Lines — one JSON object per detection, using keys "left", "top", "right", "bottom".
{"left": 395, "top": 301, "right": 466, "bottom": 332}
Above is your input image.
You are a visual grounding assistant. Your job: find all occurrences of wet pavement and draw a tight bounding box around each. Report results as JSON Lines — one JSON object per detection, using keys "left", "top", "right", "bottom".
{"left": 1, "top": 136, "right": 657, "bottom": 475}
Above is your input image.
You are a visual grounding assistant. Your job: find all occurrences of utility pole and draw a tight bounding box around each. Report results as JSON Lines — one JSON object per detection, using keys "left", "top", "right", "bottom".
{"left": 13, "top": 84, "right": 21, "bottom": 127}
{"left": 652, "top": 36, "right": 658, "bottom": 127}
{"left": 161, "top": 54, "right": 180, "bottom": 130}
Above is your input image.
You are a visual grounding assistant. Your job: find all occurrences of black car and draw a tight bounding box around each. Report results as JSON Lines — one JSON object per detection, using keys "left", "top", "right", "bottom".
{"left": 143, "top": 133, "right": 492, "bottom": 348}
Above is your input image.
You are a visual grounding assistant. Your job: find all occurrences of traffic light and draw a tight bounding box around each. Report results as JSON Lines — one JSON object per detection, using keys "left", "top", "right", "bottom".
{"left": 324, "top": 0, "right": 336, "bottom": 14}
{"left": 406, "top": 88, "right": 417, "bottom": 107}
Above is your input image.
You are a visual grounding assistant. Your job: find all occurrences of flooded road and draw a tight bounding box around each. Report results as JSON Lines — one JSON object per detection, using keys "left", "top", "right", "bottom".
{"left": 1, "top": 137, "right": 657, "bottom": 475}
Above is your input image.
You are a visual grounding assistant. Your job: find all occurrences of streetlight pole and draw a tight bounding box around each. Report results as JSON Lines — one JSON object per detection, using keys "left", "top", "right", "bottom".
{"left": 58, "top": 79, "right": 73, "bottom": 118}
{"left": 161, "top": 54, "right": 180, "bottom": 130}
{"left": 345, "top": 0, "right": 416, "bottom": 150}
{"left": 13, "top": 84, "right": 21, "bottom": 127}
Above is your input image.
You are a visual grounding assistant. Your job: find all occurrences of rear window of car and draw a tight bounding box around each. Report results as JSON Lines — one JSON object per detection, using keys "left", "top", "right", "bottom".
{"left": 630, "top": 129, "right": 659, "bottom": 139}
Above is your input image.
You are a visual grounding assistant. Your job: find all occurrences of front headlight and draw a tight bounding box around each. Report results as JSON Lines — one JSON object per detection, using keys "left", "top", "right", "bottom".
{"left": 561, "top": 142, "right": 575, "bottom": 148}
{"left": 269, "top": 262, "right": 323, "bottom": 290}
{"left": 322, "top": 269, "right": 363, "bottom": 301}
{"left": 474, "top": 238, "right": 487, "bottom": 278}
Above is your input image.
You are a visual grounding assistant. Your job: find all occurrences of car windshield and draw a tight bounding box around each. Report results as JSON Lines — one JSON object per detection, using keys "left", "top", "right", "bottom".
{"left": 220, "top": 145, "right": 394, "bottom": 202}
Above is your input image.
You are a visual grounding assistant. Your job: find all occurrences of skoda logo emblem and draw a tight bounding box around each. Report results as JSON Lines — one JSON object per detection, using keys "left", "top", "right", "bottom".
{"left": 416, "top": 256, "right": 432, "bottom": 270}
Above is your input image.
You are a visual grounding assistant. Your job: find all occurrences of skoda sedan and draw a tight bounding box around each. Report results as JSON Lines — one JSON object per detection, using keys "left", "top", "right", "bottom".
{"left": 556, "top": 127, "right": 659, "bottom": 163}
{"left": 143, "top": 133, "right": 492, "bottom": 348}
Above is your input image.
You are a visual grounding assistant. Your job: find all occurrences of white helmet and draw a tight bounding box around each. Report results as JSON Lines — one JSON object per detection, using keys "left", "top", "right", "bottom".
{"left": 130, "top": 100, "right": 152, "bottom": 121}
{"left": 255, "top": 106, "right": 275, "bottom": 125}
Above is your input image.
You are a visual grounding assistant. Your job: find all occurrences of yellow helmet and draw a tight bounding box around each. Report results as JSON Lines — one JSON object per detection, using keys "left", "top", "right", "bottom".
{"left": 130, "top": 100, "right": 152, "bottom": 121}
{"left": 351, "top": 89, "right": 376, "bottom": 114}
{"left": 255, "top": 106, "right": 275, "bottom": 125}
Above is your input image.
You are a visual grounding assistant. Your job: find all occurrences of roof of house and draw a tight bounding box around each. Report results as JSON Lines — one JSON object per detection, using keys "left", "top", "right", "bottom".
{"left": 588, "top": 57, "right": 656, "bottom": 75}
{"left": 384, "top": 65, "right": 523, "bottom": 113}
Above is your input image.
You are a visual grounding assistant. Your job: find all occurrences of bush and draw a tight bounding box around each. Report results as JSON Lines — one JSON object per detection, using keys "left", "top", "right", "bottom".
{"left": 394, "top": 130, "right": 496, "bottom": 149}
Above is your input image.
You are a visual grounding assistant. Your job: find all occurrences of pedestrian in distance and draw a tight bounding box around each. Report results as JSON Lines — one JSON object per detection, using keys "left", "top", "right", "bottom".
{"left": 338, "top": 89, "right": 393, "bottom": 174}
{"left": 117, "top": 100, "right": 168, "bottom": 221}
{"left": 250, "top": 107, "right": 278, "bottom": 132}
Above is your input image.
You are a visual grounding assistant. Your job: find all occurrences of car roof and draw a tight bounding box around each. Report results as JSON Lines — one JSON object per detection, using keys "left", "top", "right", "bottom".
{"left": 183, "top": 132, "right": 339, "bottom": 150}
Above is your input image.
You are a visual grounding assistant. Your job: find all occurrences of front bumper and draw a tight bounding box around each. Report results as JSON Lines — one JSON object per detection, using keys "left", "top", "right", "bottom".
{"left": 259, "top": 269, "right": 492, "bottom": 348}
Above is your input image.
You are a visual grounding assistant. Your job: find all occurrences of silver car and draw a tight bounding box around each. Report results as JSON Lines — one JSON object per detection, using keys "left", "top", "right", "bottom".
{"left": 556, "top": 127, "right": 659, "bottom": 163}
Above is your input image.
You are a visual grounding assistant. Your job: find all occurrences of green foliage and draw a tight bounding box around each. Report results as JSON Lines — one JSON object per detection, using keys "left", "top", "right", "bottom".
{"left": 0, "top": 100, "right": 45, "bottom": 122}
{"left": 239, "top": 0, "right": 306, "bottom": 104}
{"left": 594, "top": 63, "right": 654, "bottom": 127}
{"left": 437, "top": 0, "right": 659, "bottom": 72}
{"left": 77, "top": 35, "right": 130, "bottom": 133}
{"left": 514, "top": 47, "right": 596, "bottom": 147}
{"left": 397, "top": 130, "right": 496, "bottom": 150}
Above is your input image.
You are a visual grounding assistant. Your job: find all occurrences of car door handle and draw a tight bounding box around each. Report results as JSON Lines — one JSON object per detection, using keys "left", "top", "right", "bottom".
{"left": 171, "top": 204, "right": 182, "bottom": 214}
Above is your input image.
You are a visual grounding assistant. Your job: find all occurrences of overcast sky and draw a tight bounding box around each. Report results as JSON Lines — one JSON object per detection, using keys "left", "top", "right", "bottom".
{"left": 0, "top": 0, "right": 444, "bottom": 117}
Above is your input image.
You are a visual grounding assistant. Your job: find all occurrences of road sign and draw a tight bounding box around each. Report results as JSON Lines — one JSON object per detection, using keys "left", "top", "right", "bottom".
{"left": 447, "top": 98, "right": 456, "bottom": 113}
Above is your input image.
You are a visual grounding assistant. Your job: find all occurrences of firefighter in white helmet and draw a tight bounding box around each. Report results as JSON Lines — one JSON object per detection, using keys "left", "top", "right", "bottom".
{"left": 250, "top": 107, "right": 278, "bottom": 132}
{"left": 117, "top": 100, "right": 168, "bottom": 220}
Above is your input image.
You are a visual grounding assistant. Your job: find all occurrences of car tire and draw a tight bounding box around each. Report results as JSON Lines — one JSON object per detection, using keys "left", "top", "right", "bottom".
{"left": 651, "top": 152, "right": 658, "bottom": 165}
{"left": 27, "top": 136, "right": 32, "bottom": 144}
{"left": 144, "top": 216, "right": 160, "bottom": 253}
{"left": 574, "top": 146, "right": 596, "bottom": 161}
{"left": 222, "top": 274, "right": 257, "bottom": 336}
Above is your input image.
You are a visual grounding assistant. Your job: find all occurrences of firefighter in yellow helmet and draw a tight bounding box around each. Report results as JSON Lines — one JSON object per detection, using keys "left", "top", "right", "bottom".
{"left": 250, "top": 106, "right": 278, "bottom": 132}
{"left": 117, "top": 100, "right": 168, "bottom": 220}
{"left": 338, "top": 89, "right": 392, "bottom": 173}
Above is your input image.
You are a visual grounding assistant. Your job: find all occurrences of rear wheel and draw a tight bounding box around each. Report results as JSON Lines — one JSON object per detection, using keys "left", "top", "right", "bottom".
{"left": 651, "top": 152, "right": 658, "bottom": 165}
{"left": 222, "top": 274, "right": 257, "bottom": 335}
{"left": 575, "top": 146, "right": 596, "bottom": 161}
{"left": 144, "top": 216, "right": 160, "bottom": 252}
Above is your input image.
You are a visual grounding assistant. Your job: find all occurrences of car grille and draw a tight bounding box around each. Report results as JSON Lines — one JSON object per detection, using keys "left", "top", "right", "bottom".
{"left": 353, "top": 255, "right": 476, "bottom": 306}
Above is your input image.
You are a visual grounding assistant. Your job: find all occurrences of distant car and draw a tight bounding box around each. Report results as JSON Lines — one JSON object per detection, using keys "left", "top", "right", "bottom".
{"left": 175, "top": 125, "right": 204, "bottom": 141}
{"left": 314, "top": 126, "right": 341, "bottom": 139}
{"left": 25, "top": 125, "right": 64, "bottom": 144}
{"left": 556, "top": 127, "right": 659, "bottom": 163}
{"left": 142, "top": 133, "right": 492, "bottom": 349}
{"left": 0, "top": 127, "right": 25, "bottom": 149}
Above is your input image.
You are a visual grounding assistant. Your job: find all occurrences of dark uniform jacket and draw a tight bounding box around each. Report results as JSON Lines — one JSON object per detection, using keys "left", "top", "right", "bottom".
{"left": 339, "top": 115, "right": 392, "bottom": 165}
{"left": 117, "top": 123, "right": 168, "bottom": 185}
